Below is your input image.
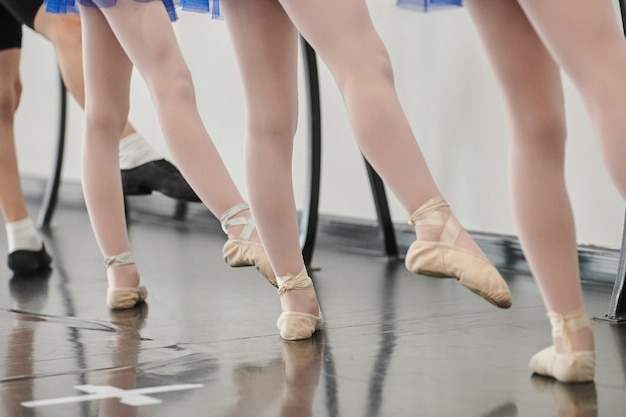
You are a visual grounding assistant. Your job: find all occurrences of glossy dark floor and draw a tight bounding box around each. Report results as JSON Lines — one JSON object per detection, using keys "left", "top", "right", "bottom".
{"left": 1, "top": 202, "right": 625, "bottom": 417}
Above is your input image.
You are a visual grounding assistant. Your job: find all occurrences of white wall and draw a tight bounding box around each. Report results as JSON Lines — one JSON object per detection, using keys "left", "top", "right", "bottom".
{"left": 14, "top": 2, "right": 626, "bottom": 249}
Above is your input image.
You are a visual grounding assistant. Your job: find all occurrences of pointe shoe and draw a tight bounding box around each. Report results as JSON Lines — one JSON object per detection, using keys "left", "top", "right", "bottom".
{"left": 221, "top": 203, "right": 276, "bottom": 287}
{"left": 276, "top": 269, "right": 323, "bottom": 341}
{"left": 105, "top": 252, "right": 148, "bottom": 310}
{"left": 405, "top": 196, "right": 512, "bottom": 309}
{"left": 529, "top": 310, "right": 595, "bottom": 383}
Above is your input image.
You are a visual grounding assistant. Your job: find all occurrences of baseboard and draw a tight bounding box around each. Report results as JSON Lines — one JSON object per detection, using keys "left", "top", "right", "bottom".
{"left": 22, "top": 177, "right": 620, "bottom": 285}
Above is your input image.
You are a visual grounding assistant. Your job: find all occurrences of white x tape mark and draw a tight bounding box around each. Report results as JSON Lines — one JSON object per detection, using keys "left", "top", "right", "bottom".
{"left": 22, "top": 383, "right": 204, "bottom": 408}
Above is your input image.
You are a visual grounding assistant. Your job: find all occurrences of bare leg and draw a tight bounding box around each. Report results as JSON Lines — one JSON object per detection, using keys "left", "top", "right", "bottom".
{"left": 0, "top": 48, "right": 27, "bottom": 224}
{"left": 0, "top": 47, "right": 49, "bottom": 272}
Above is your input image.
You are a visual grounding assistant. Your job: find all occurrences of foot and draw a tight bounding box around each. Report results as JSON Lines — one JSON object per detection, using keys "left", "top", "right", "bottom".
{"left": 221, "top": 203, "right": 276, "bottom": 287}
{"left": 7, "top": 244, "right": 53, "bottom": 274}
{"left": 529, "top": 310, "right": 595, "bottom": 383}
{"left": 105, "top": 252, "right": 147, "bottom": 310}
{"left": 405, "top": 196, "right": 512, "bottom": 308}
{"left": 121, "top": 159, "right": 201, "bottom": 202}
{"left": 276, "top": 269, "right": 323, "bottom": 341}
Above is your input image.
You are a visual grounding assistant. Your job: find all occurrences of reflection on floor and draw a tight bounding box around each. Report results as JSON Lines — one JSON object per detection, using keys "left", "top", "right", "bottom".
{"left": 0, "top": 202, "right": 625, "bottom": 416}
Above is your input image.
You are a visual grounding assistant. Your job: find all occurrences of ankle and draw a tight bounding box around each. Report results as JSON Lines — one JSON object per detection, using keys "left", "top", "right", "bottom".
{"left": 554, "top": 326, "right": 595, "bottom": 354}
{"left": 220, "top": 203, "right": 259, "bottom": 243}
{"left": 107, "top": 264, "right": 141, "bottom": 289}
{"left": 280, "top": 288, "right": 319, "bottom": 316}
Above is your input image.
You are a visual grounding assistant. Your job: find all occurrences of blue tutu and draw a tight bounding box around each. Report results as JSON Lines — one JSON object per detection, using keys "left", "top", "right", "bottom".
{"left": 396, "top": 0, "right": 463, "bottom": 12}
{"left": 43, "top": 0, "right": 220, "bottom": 22}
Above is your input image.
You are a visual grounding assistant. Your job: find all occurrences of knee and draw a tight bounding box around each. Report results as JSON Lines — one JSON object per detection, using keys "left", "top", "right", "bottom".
{"left": 334, "top": 45, "right": 394, "bottom": 92}
{"left": 0, "top": 75, "right": 21, "bottom": 122}
{"left": 248, "top": 108, "right": 298, "bottom": 146}
{"left": 512, "top": 113, "right": 567, "bottom": 154}
{"left": 45, "top": 15, "right": 83, "bottom": 55}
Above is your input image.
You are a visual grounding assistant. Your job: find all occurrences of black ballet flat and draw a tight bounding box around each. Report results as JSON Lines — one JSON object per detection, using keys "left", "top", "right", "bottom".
{"left": 121, "top": 159, "right": 201, "bottom": 202}
{"left": 7, "top": 244, "right": 53, "bottom": 274}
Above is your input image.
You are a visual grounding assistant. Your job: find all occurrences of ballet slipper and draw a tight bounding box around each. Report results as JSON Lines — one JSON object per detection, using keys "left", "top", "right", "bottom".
{"left": 105, "top": 252, "right": 148, "bottom": 310}
{"left": 221, "top": 203, "right": 276, "bottom": 288}
{"left": 405, "top": 196, "right": 512, "bottom": 309}
{"left": 529, "top": 309, "right": 595, "bottom": 383}
{"left": 276, "top": 269, "right": 323, "bottom": 341}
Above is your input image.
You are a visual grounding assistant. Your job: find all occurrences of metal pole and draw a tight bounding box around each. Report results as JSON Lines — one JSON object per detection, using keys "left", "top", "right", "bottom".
{"left": 37, "top": 69, "right": 66, "bottom": 229}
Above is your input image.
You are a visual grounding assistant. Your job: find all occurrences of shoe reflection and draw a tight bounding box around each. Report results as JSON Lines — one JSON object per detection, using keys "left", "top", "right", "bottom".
{"left": 99, "top": 304, "right": 148, "bottom": 417}
{"left": 480, "top": 401, "right": 518, "bottom": 417}
{"left": 531, "top": 375, "right": 598, "bottom": 417}
{"left": 224, "top": 333, "right": 324, "bottom": 417}
{"left": 2, "top": 269, "right": 53, "bottom": 417}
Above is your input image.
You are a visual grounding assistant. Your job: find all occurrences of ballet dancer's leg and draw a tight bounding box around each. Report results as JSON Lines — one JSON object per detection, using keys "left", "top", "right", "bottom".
{"left": 222, "top": 0, "right": 323, "bottom": 340}
{"left": 32, "top": 4, "right": 200, "bottom": 202}
{"left": 79, "top": 5, "right": 141, "bottom": 305}
{"left": 231, "top": 0, "right": 511, "bottom": 307}
{"left": 80, "top": 1, "right": 271, "bottom": 304}
{"left": 0, "top": 48, "right": 26, "bottom": 226}
{"left": 465, "top": 0, "right": 611, "bottom": 381}
{"left": 0, "top": 15, "right": 51, "bottom": 272}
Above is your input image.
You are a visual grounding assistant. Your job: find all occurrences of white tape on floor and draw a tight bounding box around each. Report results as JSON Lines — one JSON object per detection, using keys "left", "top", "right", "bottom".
{"left": 22, "top": 383, "right": 204, "bottom": 408}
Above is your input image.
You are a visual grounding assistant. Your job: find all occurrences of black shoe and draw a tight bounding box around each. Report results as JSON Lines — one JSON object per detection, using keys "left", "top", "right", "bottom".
{"left": 7, "top": 244, "right": 53, "bottom": 274}
{"left": 121, "top": 159, "right": 201, "bottom": 202}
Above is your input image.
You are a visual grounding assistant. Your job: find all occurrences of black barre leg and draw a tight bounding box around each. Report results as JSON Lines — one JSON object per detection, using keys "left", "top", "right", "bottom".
{"left": 603, "top": 0, "right": 626, "bottom": 321}
{"left": 363, "top": 159, "right": 398, "bottom": 258}
{"left": 37, "top": 70, "right": 67, "bottom": 229}
{"left": 299, "top": 37, "right": 322, "bottom": 267}
{"left": 298, "top": 38, "right": 398, "bottom": 263}
{"left": 606, "top": 211, "right": 626, "bottom": 321}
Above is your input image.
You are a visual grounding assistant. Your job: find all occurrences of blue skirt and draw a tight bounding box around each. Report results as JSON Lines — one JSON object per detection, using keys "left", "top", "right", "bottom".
{"left": 43, "top": 0, "right": 221, "bottom": 21}
{"left": 396, "top": 0, "right": 463, "bottom": 12}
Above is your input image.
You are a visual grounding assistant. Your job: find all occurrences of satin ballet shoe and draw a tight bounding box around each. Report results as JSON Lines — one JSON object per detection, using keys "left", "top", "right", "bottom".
{"left": 221, "top": 203, "right": 276, "bottom": 287}
{"left": 276, "top": 269, "right": 323, "bottom": 341}
{"left": 405, "top": 196, "right": 512, "bottom": 309}
{"left": 104, "top": 252, "right": 148, "bottom": 310}
{"left": 529, "top": 310, "right": 595, "bottom": 383}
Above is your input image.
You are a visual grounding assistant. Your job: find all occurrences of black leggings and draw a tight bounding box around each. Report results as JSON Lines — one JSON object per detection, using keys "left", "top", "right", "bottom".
{"left": 0, "top": 0, "right": 43, "bottom": 51}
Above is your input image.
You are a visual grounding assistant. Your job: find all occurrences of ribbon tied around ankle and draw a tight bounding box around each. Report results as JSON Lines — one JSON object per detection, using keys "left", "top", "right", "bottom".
{"left": 277, "top": 269, "right": 313, "bottom": 296}
{"left": 547, "top": 310, "right": 590, "bottom": 366}
{"left": 104, "top": 252, "right": 134, "bottom": 269}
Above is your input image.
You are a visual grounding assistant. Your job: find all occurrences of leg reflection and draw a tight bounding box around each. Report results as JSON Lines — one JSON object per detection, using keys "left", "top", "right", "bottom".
{"left": 224, "top": 332, "right": 324, "bottom": 417}
{"left": 98, "top": 304, "right": 148, "bottom": 416}
{"left": 2, "top": 269, "right": 52, "bottom": 417}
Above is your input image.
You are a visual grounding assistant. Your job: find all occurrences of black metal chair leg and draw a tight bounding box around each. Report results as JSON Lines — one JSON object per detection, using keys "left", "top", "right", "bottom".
{"left": 37, "top": 70, "right": 67, "bottom": 229}
{"left": 299, "top": 37, "right": 322, "bottom": 267}
{"left": 363, "top": 159, "right": 398, "bottom": 259}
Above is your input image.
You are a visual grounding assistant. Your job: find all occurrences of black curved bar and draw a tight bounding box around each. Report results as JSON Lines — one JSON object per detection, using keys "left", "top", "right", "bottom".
{"left": 298, "top": 37, "right": 398, "bottom": 264}
{"left": 299, "top": 37, "right": 322, "bottom": 267}
{"left": 37, "top": 69, "right": 67, "bottom": 229}
{"left": 604, "top": 0, "right": 626, "bottom": 321}
{"left": 363, "top": 159, "right": 399, "bottom": 258}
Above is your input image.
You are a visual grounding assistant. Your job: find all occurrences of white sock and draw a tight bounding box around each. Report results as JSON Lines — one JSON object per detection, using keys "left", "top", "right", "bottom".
{"left": 119, "top": 133, "right": 163, "bottom": 170}
{"left": 5, "top": 217, "right": 43, "bottom": 253}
